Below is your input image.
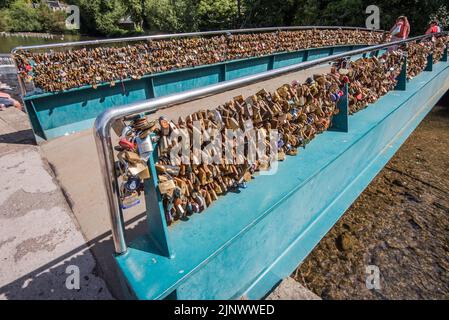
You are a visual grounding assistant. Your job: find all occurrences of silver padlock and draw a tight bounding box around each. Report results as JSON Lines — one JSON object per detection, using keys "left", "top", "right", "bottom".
{"left": 136, "top": 135, "right": 153, "bottom": 161}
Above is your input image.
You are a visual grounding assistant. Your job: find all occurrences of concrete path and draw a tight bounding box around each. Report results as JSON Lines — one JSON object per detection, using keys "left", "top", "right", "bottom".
{"left": 0, "top": 108, "right": 112, "bottom": 300}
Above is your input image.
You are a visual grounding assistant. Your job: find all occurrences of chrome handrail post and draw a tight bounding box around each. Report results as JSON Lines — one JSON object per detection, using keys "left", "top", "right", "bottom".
{"left": 94, "top": 111, "right": 127, "bottom": 254}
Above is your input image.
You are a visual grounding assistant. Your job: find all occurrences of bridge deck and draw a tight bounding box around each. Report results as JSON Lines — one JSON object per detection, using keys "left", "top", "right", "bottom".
{"left": 113, "top": 58, "right": 449, "bottom": 300}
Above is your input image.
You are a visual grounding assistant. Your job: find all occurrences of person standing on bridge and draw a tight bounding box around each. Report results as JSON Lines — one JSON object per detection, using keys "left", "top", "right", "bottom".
{"left": 425, "top": 20, "right": 442, "bottom": 34}
{"left": 389, "top": 16, "right": 411, "bottom": 42}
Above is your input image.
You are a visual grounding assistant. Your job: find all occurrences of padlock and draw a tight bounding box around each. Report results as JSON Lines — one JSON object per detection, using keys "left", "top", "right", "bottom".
{"left": 193, "top": 192, "right": 206, "bottom": 212}
{"left": 159, "top": 116, "right": 170, "bottom": 136}
{"left": 112, "top": 119, "right": 126, "bottom": 136}
{"left": 124, "top": 175, "right": 142, "bottom": 194}
{"left": 158, "top": 179, "right": 176, "bottom": 195}
{"left": 119, "top": 138, "right": 135, "bottom": 151}
{"left": 121, "top": 192, "right": 141, "bottom": 209}
{"left": 128, "top": 161, "right": 148, "bottom": 177}
{"left": 136, "top": 134, "right": 153, "bottom": 161}
{"left": 15, "top": 29, "right": 386, "bottom": 93}
{"left": 174, "top": 197, "right": 185, "bottom": 218}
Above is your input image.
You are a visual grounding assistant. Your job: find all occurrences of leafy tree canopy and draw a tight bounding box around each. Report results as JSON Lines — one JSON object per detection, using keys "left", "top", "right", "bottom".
{"left": 1, "top": 0, "right": 449, "bottom": 36}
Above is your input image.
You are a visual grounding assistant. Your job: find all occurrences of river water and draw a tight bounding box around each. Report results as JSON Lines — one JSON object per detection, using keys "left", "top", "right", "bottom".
{"left": 0, "top": 34, "right": 96, "bottom": 53}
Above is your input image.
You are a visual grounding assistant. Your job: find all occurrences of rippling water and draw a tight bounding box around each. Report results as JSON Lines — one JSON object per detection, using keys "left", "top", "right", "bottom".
{"left": 0, "top": 34, "right": 97, "bottom": 53}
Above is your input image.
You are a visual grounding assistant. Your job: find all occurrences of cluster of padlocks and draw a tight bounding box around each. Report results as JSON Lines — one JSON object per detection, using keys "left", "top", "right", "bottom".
{"left": 13, "top": 29, "right": 384, "bottom": 93}
{"left": 406, "top": 37, "right": 449, "bottom": 79}
{"left": 114, "top": 72, "right": 344, "bottom": 223}
{"left": 345, "top": 52, "right": 405, "bottom": 114}
{"left": 406, "top": 42, "right": 433, "bottom": 79}
{"left": 433, "top": 36, "right": 447, "bottom": 63}
{"left": 113, "top": 36, "right": 449, "bottom": 225}
{"left": 118, "top": 50, "right": 448, "bottom": 224}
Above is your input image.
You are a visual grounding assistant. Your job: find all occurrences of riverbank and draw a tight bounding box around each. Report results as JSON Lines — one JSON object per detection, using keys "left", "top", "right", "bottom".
{"left": 295, "top": 102, "right": 449, "bottom": 299}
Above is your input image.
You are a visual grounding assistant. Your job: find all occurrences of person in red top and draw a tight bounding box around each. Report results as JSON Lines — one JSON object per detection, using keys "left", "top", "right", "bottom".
{"left": 425, "top": 21, "right": 441, "bottom": 34}
{"left": 390, "top": 16, "right": 411, "bottom": 41}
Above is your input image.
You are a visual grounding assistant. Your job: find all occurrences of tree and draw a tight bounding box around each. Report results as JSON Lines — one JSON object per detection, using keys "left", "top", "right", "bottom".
{"left": 0, "top": 9, "right": 12, "bottom": 31}
{"left": 241, "top": 0, "right": 296, "bottom": 28}
{"left": 36, "top": 0, "right": 66, "bottom": 32}
{"left": 197, "top": 0, "right": 238, "bottom": 30}
{"left": 7, "top": 0, "right": 41, "bottom": 32}
{"left": 127, "top": 0, "right": 145, "bottom": 32}
{"left": 144, "top": 0, "right": 179, "bottom": 32}
{"left": 73, "top": 0, "right": 128, "bottom": 36}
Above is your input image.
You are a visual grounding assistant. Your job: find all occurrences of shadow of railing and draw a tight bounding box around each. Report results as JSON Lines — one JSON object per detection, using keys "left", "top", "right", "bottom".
{"left": 0, "top": 211, "right": 147, "bottom": 300}
{"left": 0, "top": 129, "right": 36, "bottom": 145}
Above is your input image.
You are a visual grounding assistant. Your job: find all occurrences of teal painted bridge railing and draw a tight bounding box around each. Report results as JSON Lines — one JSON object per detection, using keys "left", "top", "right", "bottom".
{"left": 21, "top": 43, "right": 368, "bottom": 141}
{"left": 92, "top": 34, "right": 449, "bottom": 299}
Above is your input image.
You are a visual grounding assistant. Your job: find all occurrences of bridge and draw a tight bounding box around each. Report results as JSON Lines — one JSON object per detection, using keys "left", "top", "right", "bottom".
{"left": 9, "top": 27, "right": 449, "bottom": 299}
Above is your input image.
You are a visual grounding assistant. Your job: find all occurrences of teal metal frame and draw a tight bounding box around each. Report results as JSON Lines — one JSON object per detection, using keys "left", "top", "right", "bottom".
{"left": 113, "top": 44, "right": 449, "bottom": 300}
{"left": 21, "top": 44, "right": 367, "bottom": 141}
{"left": 88, "top": 33, "right": 447, "bottom": 300}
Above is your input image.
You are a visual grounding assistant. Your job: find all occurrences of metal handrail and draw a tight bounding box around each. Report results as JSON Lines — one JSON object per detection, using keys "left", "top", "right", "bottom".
{"left": 0, "top": 53, "right": 14, "bottom": 66}
{"left": 11, "top": 26, "right": 385, "bottom": 52}
{"left": 94, "top": 32, "right": 447, "bottom": 254}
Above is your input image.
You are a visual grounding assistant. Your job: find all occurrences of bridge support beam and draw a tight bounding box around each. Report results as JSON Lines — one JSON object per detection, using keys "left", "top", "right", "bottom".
{"left": 442, "top": 47, "right": 448, "bottom": 62}
{"left": 425, "top": 53, "right": 434, "bottom": 71}
{"left": 395, "top": 56, "right": 407, "bottom": 91}
{"left": 330, "top": 83, "right": 349, "bottom": 132}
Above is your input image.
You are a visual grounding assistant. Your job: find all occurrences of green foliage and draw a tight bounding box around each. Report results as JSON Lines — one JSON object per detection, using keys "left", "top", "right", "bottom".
{"left": 6, "top": 0, "right": 42, "bottom": 32}
{"left": 36, "top": 1, "right": 66, "bottom": 32}
{"left": 144, "top": 0, "right": 200, "bottom": 33}
{"left": 2, "top": 0, "right": 449, "bottom": 36}
{"left": 144, "top": 0, "right": 182, "bottom": 32}
{"left": 73, "top": 0, "right": 128, "bottom": 36}
{"left": 0, "top": 0, "right": 13, "bottom": 8}
{"left": 429, "top": 5, "right": 449, "bottom": 28}
{"left": 241, "top": 0, "right": 296, "bottom": 27}
{"left": 0, "top": 8, "right": 12, "bottom": 31}
{"left": 197, "top": 0, "right": 237, "bottom": 30}
{"left": 0, "top": 0, "right": 66, "bottom": 32}
{"left": 290, "top": 0, "right": 449, "bottom": 35}
{"left": 127, "top": 0, "right": 144, "bottom": 32}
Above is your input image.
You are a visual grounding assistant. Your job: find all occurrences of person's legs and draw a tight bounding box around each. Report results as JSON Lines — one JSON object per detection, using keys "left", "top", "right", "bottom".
{"left": 0, "top": 97, "right": 14, "bottom": 107}
{"left": 0, "top": 97, "right": 22, "bottom": 111}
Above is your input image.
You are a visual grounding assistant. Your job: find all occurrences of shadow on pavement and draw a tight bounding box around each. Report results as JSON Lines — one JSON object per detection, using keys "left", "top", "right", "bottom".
{"left": 0, "top": 211, "right": 147, "bottom": 300}
{"left": 0, "top": 129, "right": 36, "bottom": 145}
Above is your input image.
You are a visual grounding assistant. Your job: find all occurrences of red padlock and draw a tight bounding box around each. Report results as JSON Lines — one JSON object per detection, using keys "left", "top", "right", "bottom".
{"left": 119, "top": 138, "right": 135, "bottom": 151}
{"left": 341, "top": 76, "right": 350, "bottom": 84}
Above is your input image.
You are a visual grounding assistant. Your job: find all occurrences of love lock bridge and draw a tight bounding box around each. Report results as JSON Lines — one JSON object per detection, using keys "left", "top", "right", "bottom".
{"left": 12, "top": 27, "right": 449, "bottom": 299}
